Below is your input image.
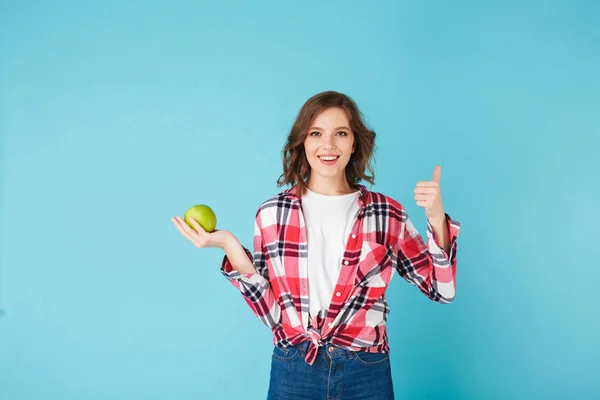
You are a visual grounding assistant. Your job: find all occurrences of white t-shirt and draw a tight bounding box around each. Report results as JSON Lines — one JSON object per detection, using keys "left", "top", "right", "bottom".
{"left": 301, "top": 188, "right": 361, "bottom": 319}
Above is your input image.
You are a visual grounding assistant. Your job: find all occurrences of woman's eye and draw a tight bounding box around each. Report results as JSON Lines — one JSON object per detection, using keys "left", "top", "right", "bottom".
{"left": 310, "top": 131, "right": 320, "bottom": 136}
{"left": 337, "top": 131, "right": 347, "bottom": 136}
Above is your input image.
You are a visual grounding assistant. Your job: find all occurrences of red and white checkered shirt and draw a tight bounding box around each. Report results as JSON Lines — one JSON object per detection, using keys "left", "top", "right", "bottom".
{"left": 221, "top": 184, "right": 460, "bottom": 365}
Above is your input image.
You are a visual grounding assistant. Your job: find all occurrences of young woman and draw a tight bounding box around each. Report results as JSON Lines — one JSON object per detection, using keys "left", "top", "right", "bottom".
{"left": 172, "top": 91, "right": 460, "bottom": 400}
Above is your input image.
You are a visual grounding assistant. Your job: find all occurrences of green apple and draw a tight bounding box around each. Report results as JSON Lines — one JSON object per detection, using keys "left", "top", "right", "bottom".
{"left": 184, "top": 204, "right": 217, "bottom": 232}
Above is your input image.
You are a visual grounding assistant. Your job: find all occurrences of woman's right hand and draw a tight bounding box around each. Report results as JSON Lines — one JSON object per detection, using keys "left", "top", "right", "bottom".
{"left": 171, "top": 216, "right": 233, "bottom": 249}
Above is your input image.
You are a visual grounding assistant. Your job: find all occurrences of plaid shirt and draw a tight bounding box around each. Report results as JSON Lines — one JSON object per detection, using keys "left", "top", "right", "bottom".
{"left": 221, "top": 184, "right": 460, "bottom": 365}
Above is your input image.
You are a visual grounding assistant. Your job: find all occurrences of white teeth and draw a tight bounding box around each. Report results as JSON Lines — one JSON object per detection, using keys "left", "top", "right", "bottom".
{"left": 319, "top": 156, "right": 338, "bottom": 161}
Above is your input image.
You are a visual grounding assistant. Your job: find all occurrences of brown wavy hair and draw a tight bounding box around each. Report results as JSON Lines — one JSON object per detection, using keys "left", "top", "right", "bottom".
{"left": 276, "top": 91, "right": 377, "bottom": 195}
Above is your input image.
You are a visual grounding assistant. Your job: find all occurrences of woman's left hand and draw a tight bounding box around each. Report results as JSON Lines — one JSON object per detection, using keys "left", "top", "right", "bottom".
{"left": 414, "top": 165, "right": 446, "bottom": 223}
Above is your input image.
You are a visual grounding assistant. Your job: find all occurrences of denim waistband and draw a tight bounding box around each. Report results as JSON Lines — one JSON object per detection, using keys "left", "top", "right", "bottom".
{"left": 288, "top": 340, "right": 357, "bottom": 360}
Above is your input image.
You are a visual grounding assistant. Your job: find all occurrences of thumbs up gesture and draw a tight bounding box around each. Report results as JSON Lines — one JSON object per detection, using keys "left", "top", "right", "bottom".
{"left": 414, "top": 165, "right": 445, "bottom": 223}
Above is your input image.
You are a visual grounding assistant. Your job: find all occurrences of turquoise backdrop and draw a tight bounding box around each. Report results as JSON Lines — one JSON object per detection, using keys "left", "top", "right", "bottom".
{"left": 1, "top": 1, "right": 598, "bottom": 399}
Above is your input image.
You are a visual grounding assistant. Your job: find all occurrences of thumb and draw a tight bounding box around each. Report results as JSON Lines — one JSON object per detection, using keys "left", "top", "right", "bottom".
{"left": 432, "top": 165, "right": 441, "bottom": 184}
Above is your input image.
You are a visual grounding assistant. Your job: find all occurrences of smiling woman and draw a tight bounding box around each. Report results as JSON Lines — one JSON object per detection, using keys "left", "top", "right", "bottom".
{"left": 302, "top": 108, "right": 356, "bottom": 194}
{"left": 172, "top": 91, "right": 460, "bottom": 400}
{"left": 277, "top": 91, "right": 377, "bottom": 196}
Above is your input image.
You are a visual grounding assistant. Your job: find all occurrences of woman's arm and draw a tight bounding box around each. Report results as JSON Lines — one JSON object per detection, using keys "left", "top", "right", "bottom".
{"left": 222, "top": 234, "right": 256, "bottom": 274}
{"left": 220, "top": 214, "right": 282, "bottom": 329}
{"left": 395, "top": 212, "right": 460, "bottom": 303}
{"left": 429, "top": 214, "right": 451, "bottom": 254}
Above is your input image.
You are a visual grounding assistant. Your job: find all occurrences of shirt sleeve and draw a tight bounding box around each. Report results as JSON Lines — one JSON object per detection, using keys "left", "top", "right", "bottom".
{"left": 395, "top": 212, "right": 461, "bottom": 303}
{"left": 220, "top": 213, "right": 282, "bottom": 329}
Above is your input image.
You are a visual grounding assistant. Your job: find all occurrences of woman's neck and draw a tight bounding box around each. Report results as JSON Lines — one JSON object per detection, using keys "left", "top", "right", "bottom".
{"left": 306, "top": 176, "right": 355, "bottom": 196}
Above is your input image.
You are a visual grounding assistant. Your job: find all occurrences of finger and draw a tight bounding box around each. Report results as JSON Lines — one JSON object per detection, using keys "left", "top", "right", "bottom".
{"left": 414, "top": 194, "right": 433, "bottom": 201}
{"left": 416, "top": 200, "right": 430, "bottom": 208}
{"left": 187, "top": 216, "right": 207, "bottom": 235}
{"left": 415, "top": 181, "right": 439, "bottom": 188}
{"left": 172, "top": 217, "right": 194, "bottom": 239}
{"left": 173, "top": 217, "right": 199, "bottom": 240}
{"left": 414, "top": 186, "right": 437, "bottom": 195}
{"left": 432, "top": 165, "right": 441, "bottom": 184}
{"left": 176, "top": 216, "right": 199, "bottom": 236}
{"left": 172, "top": 218, "right": 204, "bottom": 247}
{"left": 178, "top": 217, "right": 209, "bottom": 246}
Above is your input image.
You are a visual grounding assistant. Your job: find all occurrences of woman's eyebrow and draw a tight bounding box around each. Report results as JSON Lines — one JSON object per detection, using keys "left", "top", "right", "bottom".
{"left": 308, "top": 126, "right": 350, "bottom": 131}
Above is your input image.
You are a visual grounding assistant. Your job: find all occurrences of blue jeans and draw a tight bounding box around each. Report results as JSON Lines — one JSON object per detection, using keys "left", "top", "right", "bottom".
{"left": 267, "top": 341, "right": 395, "bottom": 400}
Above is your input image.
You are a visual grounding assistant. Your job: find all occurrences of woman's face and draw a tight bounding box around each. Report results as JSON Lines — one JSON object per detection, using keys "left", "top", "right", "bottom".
{"left": 303, "top": 107, "right": 355, "bottom": 184}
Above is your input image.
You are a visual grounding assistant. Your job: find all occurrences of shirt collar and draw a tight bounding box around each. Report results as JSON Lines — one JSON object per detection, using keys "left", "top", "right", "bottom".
{"left": 283, "top": 183, "right": 369, "bottom": 209}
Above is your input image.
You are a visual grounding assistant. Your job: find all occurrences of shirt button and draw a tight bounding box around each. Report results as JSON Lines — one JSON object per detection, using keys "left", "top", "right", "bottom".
{"left": 336, "top": 292, "right": 341, "bottom": 297}
{"left": 344, "top": 260, "right": 349, "bottom": 265}
{"left": 351, "top": 234, "right": 356, "bottom": 239}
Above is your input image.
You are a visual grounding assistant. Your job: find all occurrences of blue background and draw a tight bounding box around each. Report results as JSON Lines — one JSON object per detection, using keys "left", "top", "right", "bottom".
{"left": 1, "top": 1, "right": 599, "bottom": 399}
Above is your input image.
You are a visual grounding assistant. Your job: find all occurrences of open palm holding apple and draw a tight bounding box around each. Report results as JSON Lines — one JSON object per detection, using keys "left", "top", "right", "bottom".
{"left": 171, "top": 205, "right": 232, "bottom": 249}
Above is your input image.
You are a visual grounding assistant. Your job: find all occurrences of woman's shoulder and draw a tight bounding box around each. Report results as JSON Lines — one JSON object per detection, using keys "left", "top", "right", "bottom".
{"left": 361, "top": 187, "right": 409, "bottom": 227}
{"left": 363, "top": 186, "right": 406, "bottom": 213}
{"left": 254, "top": 187, "right": 297, "bottom": 216}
